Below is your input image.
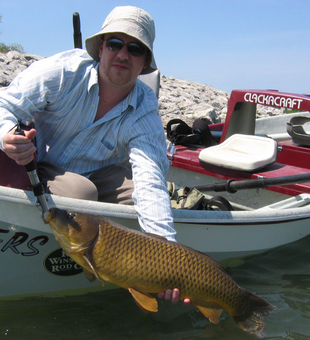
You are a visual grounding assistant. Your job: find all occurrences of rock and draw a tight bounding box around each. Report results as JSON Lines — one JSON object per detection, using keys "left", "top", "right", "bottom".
{"left": 158, "top": 75, "right": 284, "bottom": 128}
{"left": 0, "top": 51, "right": 44, "bottom": 87}
{"left": 159, "top": 75, "right": 230, "bottom": 127}
{"left": 0, "top": 52, "right": 284, "bottom": 126}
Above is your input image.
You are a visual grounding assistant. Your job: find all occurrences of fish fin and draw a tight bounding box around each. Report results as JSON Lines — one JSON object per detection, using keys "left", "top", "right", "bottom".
{"left": 82, "top": 268, "right": 96, "bottom": 283}
{"left": 82, "top": 254, "right": 105, "bottom": 287}
{"left": 192, "top": 301, "right": 223, "bottom": 324}
{"left": 128, "top": 288, "right": 158, "bottom": 313}
{"left": 231, "top": 289, "right": 277, "bottom": 338}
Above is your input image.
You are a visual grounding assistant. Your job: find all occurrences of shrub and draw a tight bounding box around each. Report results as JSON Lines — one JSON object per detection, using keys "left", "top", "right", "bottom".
{"left": 0, "top": 42, "right": 25, "bottom": 53}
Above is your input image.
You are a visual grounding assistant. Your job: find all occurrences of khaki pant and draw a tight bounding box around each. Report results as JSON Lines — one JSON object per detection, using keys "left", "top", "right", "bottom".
{"left": 37, "top": 161, "right": 134, "bottom": 205}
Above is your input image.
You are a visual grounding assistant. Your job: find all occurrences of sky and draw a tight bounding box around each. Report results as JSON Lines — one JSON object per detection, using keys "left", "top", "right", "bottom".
{"left": 1, "top": 0, "right": 309, "bottom": 95}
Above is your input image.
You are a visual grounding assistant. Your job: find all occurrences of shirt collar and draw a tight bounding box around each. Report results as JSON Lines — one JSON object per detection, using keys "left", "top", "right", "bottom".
{"left": 88, "top": 62, "right": 100, "bottom": 92}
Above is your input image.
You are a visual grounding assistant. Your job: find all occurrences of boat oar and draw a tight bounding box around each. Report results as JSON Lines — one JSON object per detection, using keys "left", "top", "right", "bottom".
{"left": 73, "top": 12, "right": 82, "bottom": 49}
{"left": 14, "top": 126, "right": 49, "bottom": 213}
{"left": 194, "top": 173, "right": 310, "bottom": 194}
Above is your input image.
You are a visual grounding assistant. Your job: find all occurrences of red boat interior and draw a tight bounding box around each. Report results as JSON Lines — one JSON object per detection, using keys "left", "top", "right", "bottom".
{"left": 1, "top": 89, "right": 310, "bottom": 196}
{"left": 169, "top": 89, "right": 310, "bottom": 197}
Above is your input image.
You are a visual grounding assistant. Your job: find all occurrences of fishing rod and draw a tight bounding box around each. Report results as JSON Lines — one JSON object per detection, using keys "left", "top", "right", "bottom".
{"left": 73, "top": 12, "right": 82, "bottom": 49}
{"left": 14, "top": 125, "right": 49, "bottom": 213}
{"left": 194, "top": 173, "right": 310, "bottom": 194}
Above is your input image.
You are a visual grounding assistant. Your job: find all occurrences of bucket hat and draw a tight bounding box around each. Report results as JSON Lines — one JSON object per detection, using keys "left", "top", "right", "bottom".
{"left": 85, "top": 6, "right": 157, "bottom": 74}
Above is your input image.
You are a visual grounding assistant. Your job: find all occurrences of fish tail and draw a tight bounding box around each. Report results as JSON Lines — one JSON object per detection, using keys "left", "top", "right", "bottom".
{"left": 232, "top": 289, "right": 276, "bottom": 338}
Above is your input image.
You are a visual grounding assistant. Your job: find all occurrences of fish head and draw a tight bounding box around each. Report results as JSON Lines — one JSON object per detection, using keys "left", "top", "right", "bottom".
{"left": 44, "top": 208, "right": 99, "bottom": 253}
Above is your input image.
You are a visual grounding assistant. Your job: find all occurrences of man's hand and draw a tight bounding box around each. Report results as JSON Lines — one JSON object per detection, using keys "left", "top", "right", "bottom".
{"left": 2, "top": 128, "right": 37, "bottom": 165}
{"left": 158, "top": 288, "right": 191, "bottom": 305}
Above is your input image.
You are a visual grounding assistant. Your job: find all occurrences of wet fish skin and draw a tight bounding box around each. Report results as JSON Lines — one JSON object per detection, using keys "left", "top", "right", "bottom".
{"left": 45, "top": 208, "right": 276, "bottom": 338}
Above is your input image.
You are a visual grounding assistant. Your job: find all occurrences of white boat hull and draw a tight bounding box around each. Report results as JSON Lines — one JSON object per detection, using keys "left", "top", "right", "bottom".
{"left": 1, "top": 180, "right": 310, "bottom": 299}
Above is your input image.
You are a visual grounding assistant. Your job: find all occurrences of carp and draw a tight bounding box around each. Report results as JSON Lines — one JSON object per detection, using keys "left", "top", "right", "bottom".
{"left": 44, "top": 208, "right": 276, "bottom": 337}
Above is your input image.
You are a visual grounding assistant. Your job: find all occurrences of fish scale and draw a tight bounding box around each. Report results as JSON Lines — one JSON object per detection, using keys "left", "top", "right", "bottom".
{"left": 45, "top": 208, "right": 276, "bottom": 338}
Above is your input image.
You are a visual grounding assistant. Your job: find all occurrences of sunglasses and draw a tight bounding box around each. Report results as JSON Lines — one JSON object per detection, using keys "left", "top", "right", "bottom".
{"left": 105, "top": 38, "right": 146, "bottom": 57}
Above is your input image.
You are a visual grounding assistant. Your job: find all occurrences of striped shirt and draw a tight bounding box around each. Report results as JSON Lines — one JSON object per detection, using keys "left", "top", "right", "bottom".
{"left": 0, "top": 49, "right": 176, "bottom": 241}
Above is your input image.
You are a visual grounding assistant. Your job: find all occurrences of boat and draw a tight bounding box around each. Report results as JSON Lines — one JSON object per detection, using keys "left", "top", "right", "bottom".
{"left": 1, "top": 87, "right": 310, "bottom": 299}
{"left": 1, "top": 12, "right": 310, "bottom": 299}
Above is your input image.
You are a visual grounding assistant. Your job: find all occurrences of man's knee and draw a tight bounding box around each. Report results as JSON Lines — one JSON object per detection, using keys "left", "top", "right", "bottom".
{"left": 38, "top": 161, "right": 98, "bottom": 201}
{"left": 48, "top": 176, "right": 98, "bottom": 201}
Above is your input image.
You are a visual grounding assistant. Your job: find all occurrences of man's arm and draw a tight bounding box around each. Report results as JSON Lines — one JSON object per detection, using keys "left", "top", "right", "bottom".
{"left": 128, "top": 121, "right": 176, "bottom": 241}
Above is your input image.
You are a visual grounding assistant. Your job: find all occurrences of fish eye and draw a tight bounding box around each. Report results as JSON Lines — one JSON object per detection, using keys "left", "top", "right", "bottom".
{"left": 68, "top": 212, "right": 77, "bottom": 219}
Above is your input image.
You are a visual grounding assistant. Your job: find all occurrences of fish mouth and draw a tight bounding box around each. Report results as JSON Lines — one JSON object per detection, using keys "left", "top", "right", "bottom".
{"left": 43, "top": 209, "right": 55, "bottom": 224}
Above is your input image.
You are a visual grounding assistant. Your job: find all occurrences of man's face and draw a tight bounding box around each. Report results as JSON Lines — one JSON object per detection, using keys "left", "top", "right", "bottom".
{"left": 98, "top": 32, "right": 149, "bottom": 88}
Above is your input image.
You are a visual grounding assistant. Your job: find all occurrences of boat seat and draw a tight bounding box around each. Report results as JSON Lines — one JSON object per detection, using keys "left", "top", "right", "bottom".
{"left": 198, "top": 134, "right": 278, "bottom": 171}
{"left": 0, "top": 150, "right": 31, "bottom": 190}
{"left": 287, "top": 116, "right": 310, "bottom": 146}
{"left": 138, "top": 69, "right": 160, "bottom": 98}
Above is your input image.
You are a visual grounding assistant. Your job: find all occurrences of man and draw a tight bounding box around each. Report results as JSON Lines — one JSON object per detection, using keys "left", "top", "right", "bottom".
{"left": 0, "top": 6, "right": 190, "bottom": 305}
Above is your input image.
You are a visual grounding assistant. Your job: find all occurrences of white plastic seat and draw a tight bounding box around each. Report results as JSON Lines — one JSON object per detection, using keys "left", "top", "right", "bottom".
{"left": 198, "top": 134, "right": 278, "bottom": 171}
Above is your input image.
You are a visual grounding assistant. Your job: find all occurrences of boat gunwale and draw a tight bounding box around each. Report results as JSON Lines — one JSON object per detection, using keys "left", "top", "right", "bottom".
{"left": 1, "top": 185, "right": 310, "bottom": 227}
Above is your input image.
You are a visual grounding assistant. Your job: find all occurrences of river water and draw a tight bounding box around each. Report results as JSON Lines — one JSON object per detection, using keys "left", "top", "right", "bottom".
{"left": 1, "top": 234, "right": 309, "bottom": 340}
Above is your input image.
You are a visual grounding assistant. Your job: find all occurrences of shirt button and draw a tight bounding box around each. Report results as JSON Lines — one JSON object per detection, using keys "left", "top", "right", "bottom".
{"left": 93, "top": 103, "right": 96, "bottom": 108}
{"left": 68, "top": 149, "right": 71, "bottom": 153}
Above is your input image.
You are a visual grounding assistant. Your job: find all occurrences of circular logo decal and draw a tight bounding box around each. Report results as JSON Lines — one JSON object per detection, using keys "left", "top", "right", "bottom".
{"left": 44, "top": 248, "right": 83, "bottom": 276}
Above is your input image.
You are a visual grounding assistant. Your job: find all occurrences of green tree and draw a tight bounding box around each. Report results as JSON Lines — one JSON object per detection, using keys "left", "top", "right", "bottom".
{"left": 0, "top": 42, "right": 25, "bottom": 53}
{"left": 0, "top": 14, "right": 25, "bottom": 53}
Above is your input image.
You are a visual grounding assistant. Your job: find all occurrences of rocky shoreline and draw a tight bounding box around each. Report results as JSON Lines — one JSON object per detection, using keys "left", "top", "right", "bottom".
{"left": 0, "top": 51, "right": 44, "bottom": 87}
{"left": 0, "top": 51, "right": 284, "bottom": 127}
